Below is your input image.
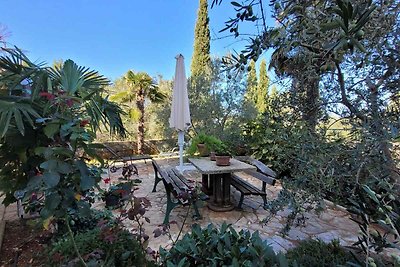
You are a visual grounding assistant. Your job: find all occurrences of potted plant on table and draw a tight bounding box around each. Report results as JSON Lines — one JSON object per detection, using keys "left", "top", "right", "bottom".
{"left": 214, "top": 143, "right": 232, "bottom": 166}
{"left": 187, "top": 133, "right": 224, "bottom": 157}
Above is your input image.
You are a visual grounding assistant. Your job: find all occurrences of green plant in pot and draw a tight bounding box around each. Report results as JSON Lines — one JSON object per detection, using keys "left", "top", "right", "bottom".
{"left": 187, "top": 133, "right": 224, "bottom": 157}
{"left": 214, "top": 143, "right": 231, "bottom": 166}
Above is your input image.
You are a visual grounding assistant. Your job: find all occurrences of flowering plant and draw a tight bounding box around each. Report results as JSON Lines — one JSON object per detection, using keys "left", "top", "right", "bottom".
{"left": 0, "top": 48, "right": 126, "bottom": 225}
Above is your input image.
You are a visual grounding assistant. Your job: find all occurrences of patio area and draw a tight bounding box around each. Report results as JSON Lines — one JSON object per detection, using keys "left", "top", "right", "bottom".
{"left": 97, "top": 157, "right": 360, "bottom": 253}
{"left": 1, "top": 156, "right": 398, "bottom": 263}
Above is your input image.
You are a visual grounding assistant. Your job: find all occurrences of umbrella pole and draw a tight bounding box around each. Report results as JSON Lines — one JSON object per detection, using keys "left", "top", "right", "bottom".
{"left": 178, "top": 131, "right": 184, "bottom": 170}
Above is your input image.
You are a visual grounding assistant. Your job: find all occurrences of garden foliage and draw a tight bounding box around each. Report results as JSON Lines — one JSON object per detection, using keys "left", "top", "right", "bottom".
{"left": 160, "top": 223, "right": 289, "bottom": 267}
{"left": 0, "top": 47, "right": 125, "bottom": 222}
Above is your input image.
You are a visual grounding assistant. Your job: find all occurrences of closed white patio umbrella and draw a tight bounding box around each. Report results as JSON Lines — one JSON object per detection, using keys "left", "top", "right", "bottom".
{"left": 169, "top": 54, "right": 192, "bottom": 171}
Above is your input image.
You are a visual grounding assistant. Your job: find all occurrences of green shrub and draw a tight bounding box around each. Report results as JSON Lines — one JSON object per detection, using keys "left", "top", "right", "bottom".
{"left": 160, "top": 223, "right": 289, "bottom": 267}
{"left": 48, "top": 224, "right": 152, "bottom": 266}
{"left": 286, "top": 239, "right": 353, "bottom": 267}
{"left": 56, "top": 208, "right": 113, "bottom": 235}
{"left": 187, "top": 133, "right": 226, "bottom": 156}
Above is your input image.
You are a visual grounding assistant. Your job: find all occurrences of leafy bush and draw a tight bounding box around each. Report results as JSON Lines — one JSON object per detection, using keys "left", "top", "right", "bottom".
{"left": 286, "top": 239, "right": 353, "bottom": 267}
{"left": 0, "top": 49, "right": 127, "bottom": 236}
{"left": 187, "top": 133, "right": 226, "bottom": 156}
{"left": 57, "top": 209, "right": 113, "bottom": 235}
{"left": 160, "top": 223, "right": 289, "bottom": 267}
{"left": 348, "top": 181, "right": 400, "bottom": 261}
{"left": 48, "top": 223, "right": 152, "bottom": 266}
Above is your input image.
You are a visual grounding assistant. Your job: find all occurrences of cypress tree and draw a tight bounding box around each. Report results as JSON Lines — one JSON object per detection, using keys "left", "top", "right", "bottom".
{"left": 246, "top": 59, "right": 258, "bottom": 104}
{"left": 191, "top": 0, "right": 211, "bottom": 78}
{"left": 270, "top": 85, "right": 278, "bottom": 99}
{"left": 257, "top": 59, "right": 269, "bottom": 113}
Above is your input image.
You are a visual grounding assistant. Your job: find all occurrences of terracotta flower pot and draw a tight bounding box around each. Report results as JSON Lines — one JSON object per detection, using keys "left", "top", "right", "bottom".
{"left": 210, "top": 152, "right": 216, "bottom": 161}
{"left": 215, "top": 155, "right": 231, "bottom": 166}
{"left": 197, "top": 143, "right": 210, "bottom": 157}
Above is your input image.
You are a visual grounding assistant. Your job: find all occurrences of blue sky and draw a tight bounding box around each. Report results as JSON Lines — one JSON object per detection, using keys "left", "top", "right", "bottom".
{"left": 1, "top": 0, "right": 273, "bottom": 81}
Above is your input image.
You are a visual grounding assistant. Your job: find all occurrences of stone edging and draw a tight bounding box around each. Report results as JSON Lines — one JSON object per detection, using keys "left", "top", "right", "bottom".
{"left": 324, "top": 199, "right": 348, "bottom": 213}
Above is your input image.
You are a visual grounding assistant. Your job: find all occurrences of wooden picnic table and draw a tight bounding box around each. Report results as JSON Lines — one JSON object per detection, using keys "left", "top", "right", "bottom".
{"left": 188, "top": 157, "right": 256, "bottom": 211}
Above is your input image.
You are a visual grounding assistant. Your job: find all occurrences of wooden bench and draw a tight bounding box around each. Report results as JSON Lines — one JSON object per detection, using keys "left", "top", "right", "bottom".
{"left": 152, "top": 160, "right": 201, "bottom": 224}
{"left": 104, "top": 145, "right": 152, "bottom": 163}
{"left": 231, "top": 156, "right": 277, "bottom": 209}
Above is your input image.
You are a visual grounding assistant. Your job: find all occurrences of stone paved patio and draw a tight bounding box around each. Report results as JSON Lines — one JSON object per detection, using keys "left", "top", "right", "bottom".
{"left": 96, "top": 158, "right": 363, "bottom": 253}
{"left": 1, "top": 157, "right": 398, "bottom": 258}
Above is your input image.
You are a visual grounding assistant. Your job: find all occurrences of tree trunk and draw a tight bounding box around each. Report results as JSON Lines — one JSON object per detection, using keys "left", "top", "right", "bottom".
{"left": 136, "top": 87, "right": 145, "bottom": 154}
{"left": 369, "top": 82, "right": 400, "bottom": 190}
{"left": 292, "top": 73, "right": 320, "bottom": 132}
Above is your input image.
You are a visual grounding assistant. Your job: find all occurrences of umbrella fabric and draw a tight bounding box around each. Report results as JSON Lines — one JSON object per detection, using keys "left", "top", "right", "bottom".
{"left": 169, "top": 54, "right": 191, "bottom": 131}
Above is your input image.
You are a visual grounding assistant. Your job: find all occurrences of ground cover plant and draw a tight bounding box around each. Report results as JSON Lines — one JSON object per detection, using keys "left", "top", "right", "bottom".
{"left": 159, "top": 223, "right": 289, "bottom": 267}
{"left": 47, "top": 219, "right": 152, "bottom": 266}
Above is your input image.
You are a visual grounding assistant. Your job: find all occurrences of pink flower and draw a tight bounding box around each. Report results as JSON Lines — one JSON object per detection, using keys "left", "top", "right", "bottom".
{"left": 80, "top": 120, "right": 90, "bottom": 127}
{"left": 65, "top": 99, "right": 74, "bottom": 107}
{"left": 39, "top": 92, "right": 55, "bottom": 101}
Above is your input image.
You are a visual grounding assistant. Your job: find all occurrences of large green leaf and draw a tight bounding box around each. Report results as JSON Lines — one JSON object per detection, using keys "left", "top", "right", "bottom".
{"left": 49, "top": 59, "right": 109, "bottom": 95}
{"left": 58, "top": 161, "right": 73, "bottom": 174}
{"left": 43, "top": 171, "right": 60, "bottom": 188}
{"left": 43, "top": 123, "right": 60, "bottom": 138}
{"left": 76, "top": 160, "right": 95, "bottom": 191}
{"left": 44, "top": 192, "right": 61, "bottom": 211}
{"left": 40, "top": 159, "right": 58, "bottom": 171}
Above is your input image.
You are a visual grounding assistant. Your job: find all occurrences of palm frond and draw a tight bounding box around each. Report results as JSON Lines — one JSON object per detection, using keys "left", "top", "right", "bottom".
{"left": 48, "top": 60, "right": 109, "bottom": 95}
{"left": 84, "top": 95, "right": 126, "bottom": 138}
{"left": 0, "top": 98, "right": 41, "bottom": 138}
{"left": 0, "top": 47, "right": 47, "bottom": 96}
{"left": 109, "top": 91, "right": 135, "bottom": 103}
{"left": 148, "top": 87, "right": 166, "bottom": 103}
{"left": 100, "top": 97, "right": 126, "bottom": 137}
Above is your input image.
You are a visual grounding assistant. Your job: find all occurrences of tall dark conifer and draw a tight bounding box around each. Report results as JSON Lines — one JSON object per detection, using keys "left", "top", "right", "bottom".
{"left": 257, "top": 59, "right": 269, "bottom": 113}
{"left": 246, "top": 59, "right": 258, "bottom": 104}
{"left": 191, "top": 0, "right": 211, "bottom": 78}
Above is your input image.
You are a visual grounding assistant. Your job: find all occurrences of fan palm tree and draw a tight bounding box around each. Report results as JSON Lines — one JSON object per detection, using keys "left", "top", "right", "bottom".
{"left": 111, "top": 70, "right": 166, "bottom": 154}
{"left": 0, "top": 47, "right": 127, "bottom": 205}
{"left": 0, "top": 47, "right": 126, "bottom": 138}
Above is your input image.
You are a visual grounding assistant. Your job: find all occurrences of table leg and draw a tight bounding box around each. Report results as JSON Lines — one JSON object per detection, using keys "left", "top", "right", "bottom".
{"left": 201, "top": 174, "right": 212, "bottom": 195}
{"left": 222, "top": 173, "right": 232, "bottom": 205}
{"left": 208, "top": 173, "right": 234, "bottom": 212}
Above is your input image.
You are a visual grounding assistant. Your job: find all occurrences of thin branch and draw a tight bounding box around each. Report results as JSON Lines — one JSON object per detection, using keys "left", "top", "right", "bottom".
{"left": 66, "top": 216, "right": 87, "bottom": 267}
{"left": 258, "top": 0, "right": 268, "bottom": 33}
{"left": 335, "top": 62, "right": 366, "bottom": 122}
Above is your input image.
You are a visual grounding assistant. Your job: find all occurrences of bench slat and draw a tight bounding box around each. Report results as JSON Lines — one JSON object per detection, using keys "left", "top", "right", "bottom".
{"left": 166, "top": 169, "right": 189, "bottom": 191}
{"left": 231, "top": 178, "right": 252, "bottom": 194}
{"left": 121, "top": 155, "right": 152, "bottom": 162}
{"left": 232, "top": 174, "right": 266, "bottom": 196}
{"left": 250, "top": 159, "right": 276, "bottom": 178}
{"left": 170, "top": 168, "right": 194, "bottom": 188}
{"left": 152, "top": 160, "right": 173, "bottom": 185}
{"left": 234, "top": 156, "right": 276, "bottom": 178}
{"left": 243, "top": 170, "right": 276, "bottom": 186}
